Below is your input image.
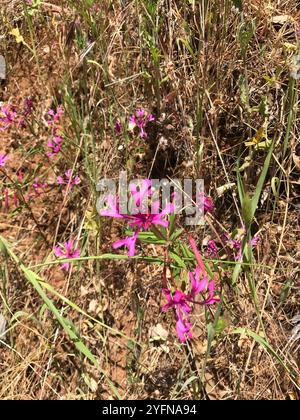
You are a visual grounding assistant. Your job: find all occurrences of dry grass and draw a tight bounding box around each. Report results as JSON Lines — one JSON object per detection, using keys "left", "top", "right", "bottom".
{"left": 0, "top": 0, "right": 300, "bottom": 400}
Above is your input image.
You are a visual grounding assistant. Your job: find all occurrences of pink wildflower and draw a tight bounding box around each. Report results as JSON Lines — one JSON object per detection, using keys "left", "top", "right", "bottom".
{"left": 206, "top": 240, "right": 218, "bottom": 257}
{"left": 0, "top": 153, "right": 9, "bottom": 167}
{"left": 100, "top": 179, "right": 174, "bottom": 256}
{"left": 128, "top": 108, "right": 155, "bottom": 138}
{"left": 57, "top": 169, "right": 80, "bottom": 188}
{"left": 162, "top": 289, "right": 193, "bottom": 342}
{"left": 23, "top": 98, "right": 34, "bottom": 117}
{"left": 47, "top": 105, "right": 64, "bottom": 126}
{"left": 112, "top": 230, "right": 139, "bottom": 257}
{"left": 194, "top": 193, "right": 214, "bottom": 215}
{"left": 48, "top": 132, "right": 63, "bottom": 157}
{"left": 162, "top": 267, "right": 219, "bottom": 342}
{"left": 0, "top": 104, "right": 17, "bottom": 130}
{"left": 54, "top": 240, "right": 80, "bottom": 270}
{"left": 33, "top": 179, "right": 48, "bottom": 196}
{"left": 203, "top": 195, "right": 214, "bottom": 213}
{"left": 224, "top": 228, "right": 259, "bottom": 261}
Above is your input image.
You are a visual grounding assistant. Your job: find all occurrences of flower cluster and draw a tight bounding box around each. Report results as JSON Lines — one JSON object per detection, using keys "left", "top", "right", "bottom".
{"left": 115, "top": 108, "right": 155, "bottom": 139}
{"left": 162, "top": 266, "right": 219, "bottom": 342}
{"left": 33, "top": 179, "right": 48, "bottom": 196}
{"left": 0, "top": 100, "right": 34, "bottom": 131}
{"left": 47, "top": 106, "right": 64, "bottom": 157}
{"left": 224, "top": 227, "right": 259, "bottom": 261}
{"left": 0, "top": 103, "right": 17, "bottom": 130}
{"left": 99, "top": 180, "right": 220, "bottom": 342}
{"left": 100, "top": 179, "right": 174, "bottom": 256}
{"left": 128, "top": 108, "right": 155, "bottom": 138}
{"left": 206, "top": 239, "right": 218, "bottom": 257}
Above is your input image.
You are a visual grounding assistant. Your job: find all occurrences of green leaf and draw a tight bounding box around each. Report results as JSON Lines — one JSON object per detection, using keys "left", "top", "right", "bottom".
{"left": 238, "top": 20, "right": 255, "bottom": 56}
{"left": 215, "top": 316, "right": 228, "bottom": 334}
{"left": 170, "top": 252, "right": 187, "bottom": 269}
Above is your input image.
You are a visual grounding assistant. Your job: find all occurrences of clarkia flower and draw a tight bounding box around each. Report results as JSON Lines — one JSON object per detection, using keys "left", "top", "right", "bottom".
{"left": 0, "top": 104, "right": 17, "bottom": 130}
{"left": 100, "top": 179, "right": 174, "bottom": 256}
{"left": 0, "top": 153, "right": 9, "bottom": 167}
{"left": 23, "top": 98, "right": 34, "bottom": 117}
{"left": 47, "top": 105, "right": 64, "bottom": 126}
{"left": 57, "top": 169, "right": 80, "bottom": 188}
{"left": 206, "top": 239, "right": 218, "bottom": 257}
{"left": 48, "top": 131, "right": 63, "bottom": 157}
{"left": 112, "top": 230, "right": 139, "bottom": 257}
{"left": 128, "top": 108, "right": 155, "bottom": 138}
{"left": 224, "top": 228, "right": 259, "bottom": 261}
{"left": 162, "top": 289, "right": 193, "bottom": 342}
{"left": 54, "top": 240, "right": 80, "bottom": 270}
{"left": 203, "top": 195, "right": 214, "bottom": 213}
{"left": 33, "top": 179, "right": 48, "bottom": 196}
{"left": 47, "top": 107, "right": 64, "bottom": 156}
{"left": 162, "top": 267, "right": 219, "bottom": 342}
{"left": 195, "top": 193, "right": 214, "bottom": 215}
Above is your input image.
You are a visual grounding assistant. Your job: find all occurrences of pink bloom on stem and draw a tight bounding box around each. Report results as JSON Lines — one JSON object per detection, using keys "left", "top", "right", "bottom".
{"left": 147, "top": 114, "right": 155, "bottom": 122}
{"left": 48, "top": 132, "right": 63, "bottom": 157}
{"left": 23, "top": 98, "right": 34, "bottom": 117}
{"left": 0, "top": 104, "right": 17, "bottom": 130}
{"left": 33, "top": 179, "right": 48, "bottom": 196}
{"left": 54, "top": 240, "right": 80, "bottom": 270}
{"left": 113, "top": 230, "right": 139, "bottom": 257}
{"left": 188, "top": 267, "right": 219, "bottom": 305}
{"left": 195, "top": 193, "right": 214, "bottom": 215}
{"left": 100, "top": 179, "right": 174, "bottom": 256}
{"left": 0, "top": 153, "right": 9, "bottom": 167}
{"left": 47, "top": 105, "right": 64, "bottom": 126}
{"left": 57, "top": 169, "right": 80, "bottom": 189}
{"left": 224, "top": 228, "right": 259, "bottom": 261}
{"left": 251, "top": 235, "right": 259, "bottom": 247}
{"left": 162, "top": 267, "right": 219, "bottom": 342}
{"left": 204, "top": 196, "right": 214, "bottom": 213}
{"left": 162, "top": 288, "right": 193, "bottom": 342}
{"left": 128, "top": 108, "right": 155, "bottom": 138}
{"left": 136, "top": 108, "right": 145, "bottom": 118}
{"left": 18, "top": 170, "right": 23, "bottom": 183}
{"left": 206, "top": 240, "right": 218, "bottom": 257}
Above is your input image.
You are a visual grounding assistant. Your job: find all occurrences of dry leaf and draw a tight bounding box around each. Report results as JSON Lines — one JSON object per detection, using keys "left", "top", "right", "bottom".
{"left": 271, "top": 15, "right": 292, "bottom": 25}
{"left": 216, "top": 182, "right": 236, "bottom": 197}
{"left": 10, "top": 28, "right": 25, "bottom": 44}
{"left": 149, "top": 323, "right": 169, "bottom": 341}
